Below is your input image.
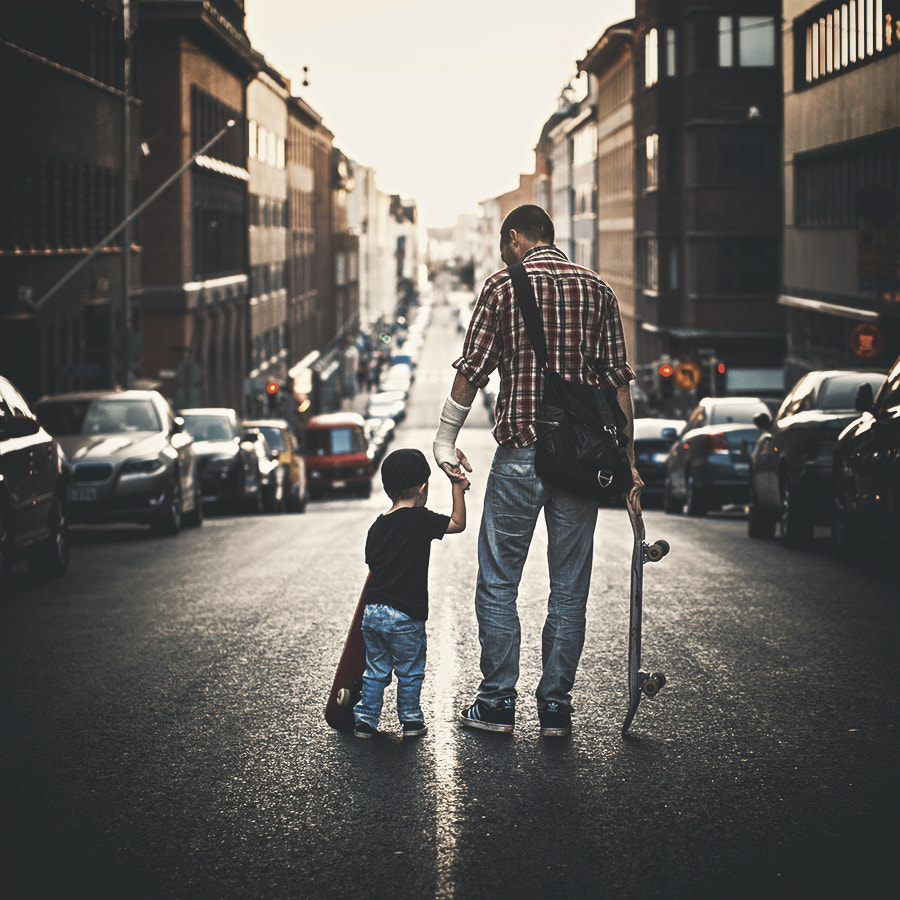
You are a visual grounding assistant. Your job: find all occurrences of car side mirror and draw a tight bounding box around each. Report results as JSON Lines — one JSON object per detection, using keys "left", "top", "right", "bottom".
{"left": 753, "top": 412, "right": 772, "bottom": 430}
{"left": 0, "top": 415, "right": 40, "bottom": 439}
{"left": 854, "top": 382, "right": 875, "bottom": 413}
{"left": 171, "top": 416, "right": 185, "bottom": 435}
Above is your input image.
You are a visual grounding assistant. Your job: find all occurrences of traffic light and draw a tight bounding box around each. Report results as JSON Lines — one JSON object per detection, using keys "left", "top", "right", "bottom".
{"left": 657, "top": 359, "right": 675, "bottom": 399}
{"left": 265, "top": 380, "right": 280, "bottom": 412}
{"left": 713, "top": 360, "right": 727, "bottom": 395}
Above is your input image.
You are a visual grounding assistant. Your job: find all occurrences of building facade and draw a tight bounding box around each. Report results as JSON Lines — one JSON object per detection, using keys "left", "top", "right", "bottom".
{"left": 579, "top": 21, "right": 638, "bottom": 372}
{"left": 0, "top": 0, "right": 138, "bottom": 399}
{"left": 246, "top": 62, "right": 289, "bottom": 415}
{"left": 137, "top": 0, "right": 255, "bottom": 411}
{"left": 633, "top": 0, "right": 786, "bottom": 405}
{"left": 781, "top": 0, "right": 900, "bottom": 381}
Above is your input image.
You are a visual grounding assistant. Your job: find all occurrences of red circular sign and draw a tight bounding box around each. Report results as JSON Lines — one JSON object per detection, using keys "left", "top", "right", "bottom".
{"left": 850, "top": 323, "right": 882, "bottom": 359}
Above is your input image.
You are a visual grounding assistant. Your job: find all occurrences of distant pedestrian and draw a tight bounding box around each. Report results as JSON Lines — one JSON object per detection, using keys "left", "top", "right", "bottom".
{"left": 432, "top": 204, "right": 642, "bottom": 738}
{"left": 354, "top": 447, "right": 469, "bottom": 738}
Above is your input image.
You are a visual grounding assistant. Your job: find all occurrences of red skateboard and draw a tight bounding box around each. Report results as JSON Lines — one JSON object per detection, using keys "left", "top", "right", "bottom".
{"left": 324, "top": 574, "right": 371, "bottom": 732}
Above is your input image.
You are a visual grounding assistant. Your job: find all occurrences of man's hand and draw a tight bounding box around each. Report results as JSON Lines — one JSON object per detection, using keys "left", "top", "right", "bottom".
{"left": 441, "top": 448, "right": 472, "bottom": 482}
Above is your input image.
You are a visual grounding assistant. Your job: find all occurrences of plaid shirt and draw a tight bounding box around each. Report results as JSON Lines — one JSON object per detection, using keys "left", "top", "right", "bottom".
{"left": 453, "top": 245, "right": 635, "bottom": 447}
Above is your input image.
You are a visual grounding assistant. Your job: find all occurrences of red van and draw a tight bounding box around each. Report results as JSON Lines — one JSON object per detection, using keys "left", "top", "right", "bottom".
{"left": 305, "top": 413, "right": 372, "bottom": 499}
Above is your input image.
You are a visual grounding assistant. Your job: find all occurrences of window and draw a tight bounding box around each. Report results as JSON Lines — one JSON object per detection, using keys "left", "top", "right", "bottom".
{"left": 794, "top": 129, "right": 899, "bottom": 226}
{"left": 690, "top": 125, "right": 779, "bottom": 184}
{"left": 646, "top": 134, "right": 659, "bottom": 191}
{"left": 645, "top": 238, "right": 659, "bottom": 290}
{"left": 665, "top": 27, "right": 678, "bottom": 76}
{"left": 719, "top": 15, "right": 776, "bottom": 67}
{"left": 718, "top": 238, "right": 778, "bottom": 292}
{"left": 645, "top": 28, "right": 659, "bottom": 85}
{"left": 248, "top": 121, "right": 258, "bottom": 160}
{"left": 797, "top": 0, "right": 898, "bottom": 88}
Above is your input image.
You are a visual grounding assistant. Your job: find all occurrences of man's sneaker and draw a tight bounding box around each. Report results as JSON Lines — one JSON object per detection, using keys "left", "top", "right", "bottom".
{"left": 354, "top": 721, "right": 377, "bottom": 739}
{"left": 459, "top": 698, "right": 515, "bottom": 734}
{"left": 538, "top": 702, "right": 572, "bottom": 737}
{"left": 402, "top": 721, "right": 428, "bottom": 737}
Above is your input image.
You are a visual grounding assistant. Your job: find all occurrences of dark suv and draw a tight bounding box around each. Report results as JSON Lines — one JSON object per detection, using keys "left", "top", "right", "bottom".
{"left": 0, "top": 376, "right": 69, "bottom": 597}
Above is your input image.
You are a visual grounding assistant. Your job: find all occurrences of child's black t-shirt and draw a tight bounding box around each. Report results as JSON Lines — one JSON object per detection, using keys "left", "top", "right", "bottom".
{"left": 365, "top": 506, "right": 450, "bottom": 621}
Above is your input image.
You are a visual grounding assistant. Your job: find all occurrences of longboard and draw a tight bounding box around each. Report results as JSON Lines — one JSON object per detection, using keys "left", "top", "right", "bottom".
{"left": 622, "top": 500, "right": 669, "bottom": 735}
{"left": 324, "top": 574, "right": 371, "bottom": 732}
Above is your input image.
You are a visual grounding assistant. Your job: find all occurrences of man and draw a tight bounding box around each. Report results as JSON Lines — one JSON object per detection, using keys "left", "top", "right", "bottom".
{"left": 432, "top": 204, "right": 642, "bottom": 738}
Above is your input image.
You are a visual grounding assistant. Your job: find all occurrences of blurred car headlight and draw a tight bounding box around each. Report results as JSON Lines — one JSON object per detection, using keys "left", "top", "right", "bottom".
{"left": 121, "top": 458, "right": 166, "bottom": 476}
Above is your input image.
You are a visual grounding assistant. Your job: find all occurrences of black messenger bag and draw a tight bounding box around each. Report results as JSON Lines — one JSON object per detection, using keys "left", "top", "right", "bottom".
{"left": 508, "top": 262, "right": 631, "bottom": 501}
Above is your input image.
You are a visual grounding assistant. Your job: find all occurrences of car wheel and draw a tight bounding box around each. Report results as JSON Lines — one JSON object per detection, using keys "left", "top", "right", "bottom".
{"left": 683, "top": 470, "right": 706, "bottom": 516}
{"left": 662, "top": 476, "right": 679, "bottom": 514}
{"left": 780, "top": 475, "right": 813, "bottom": 548}
{"left": 747, "top": 480, "right": 776, "bottom": 539}
{"left": 185, "top": 485, "right": 204, "bottom": 528}
{"left": 152, "top": 483, "right": 182, "bottom": 537}
{"left": 28, "top": 496, "right": 69, "bottom": 578}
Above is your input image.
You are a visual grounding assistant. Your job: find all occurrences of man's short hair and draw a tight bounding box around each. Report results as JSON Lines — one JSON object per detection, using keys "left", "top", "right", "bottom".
{"left": 500, "top": 205, "right": 555, "bottom": 245}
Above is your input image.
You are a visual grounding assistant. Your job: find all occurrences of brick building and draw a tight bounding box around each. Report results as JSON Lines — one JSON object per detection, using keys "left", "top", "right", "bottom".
{"left": 0, "top": 0, "right": 138, "bottom": 400}
{"left": 137, "top": 0, "right": 256, "bottom": 410}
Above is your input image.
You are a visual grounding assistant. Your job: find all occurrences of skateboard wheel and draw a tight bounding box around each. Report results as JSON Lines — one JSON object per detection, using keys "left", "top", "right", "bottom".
{"left": 641, "top": 672, "right": 667, "bottom": 697}
{"left": 646, "top": 540, "right": 670, "bottom": 562}
{"left": 336, "top": 688, "right": 351, "bottom": 706}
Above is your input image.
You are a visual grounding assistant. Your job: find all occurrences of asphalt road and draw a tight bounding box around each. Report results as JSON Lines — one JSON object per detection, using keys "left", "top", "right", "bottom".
{"left": 1, "top": 304, "right": 897, "bottom": 900}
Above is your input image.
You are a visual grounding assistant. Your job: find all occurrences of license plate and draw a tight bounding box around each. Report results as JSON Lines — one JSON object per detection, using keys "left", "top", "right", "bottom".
{"left": 68, "top": 487, "right": 97, "bottom": 502}
{"left": 332, "top": 480, "right": 347, "bottom": 489}
{"left": 733, "top": 462, "right": 749, "bottom": 473}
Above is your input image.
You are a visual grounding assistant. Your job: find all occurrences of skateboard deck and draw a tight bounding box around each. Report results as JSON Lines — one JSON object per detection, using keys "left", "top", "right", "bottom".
{"left": 324, "top": 574, "right": 371, "bottom": 732}
{"left": 622, "top": 500, "right": 669, "bottom": 735}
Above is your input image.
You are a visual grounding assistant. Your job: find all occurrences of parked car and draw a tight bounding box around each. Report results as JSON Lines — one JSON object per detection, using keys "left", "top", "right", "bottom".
{"left": 632, "top": 418, "right": 684, "bottom": 507}
{"left": 242, "top": 429, "right": 286, "bottom": 514}
{"left": 35, "top": 390, "right": 201, "bottom": 535}
{"left": 663, "top": 396, "right": 770, "bottom": 515}
{"left": 366, "top": 390, "right": 407, "bottom": 423}
{"left": 0, "top": 376, "right": 69, "bottom": 596}
{"left": 832, "top": 356, "right": 900, "bottom": 563}
{"left": 748, "top": 369, "right": 887, "bottom": 545}
{"left": 179, "top": 408, "right": 262, "bottom": 514}
{"left": 242, "top": 418, "right": 308, "bottom": 512}
{"left": 306, "top": 412, "right": 372, "bottom": 499}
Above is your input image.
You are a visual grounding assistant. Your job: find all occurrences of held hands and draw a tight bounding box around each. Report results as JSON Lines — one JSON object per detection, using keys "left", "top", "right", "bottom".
{"left": 441, "top": 447, "right": 472, "bottom": 486}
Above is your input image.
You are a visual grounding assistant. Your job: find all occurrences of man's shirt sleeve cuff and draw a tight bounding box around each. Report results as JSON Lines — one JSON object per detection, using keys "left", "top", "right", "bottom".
{"left": 452, "top": 357, "right": 491, "bottom": 390}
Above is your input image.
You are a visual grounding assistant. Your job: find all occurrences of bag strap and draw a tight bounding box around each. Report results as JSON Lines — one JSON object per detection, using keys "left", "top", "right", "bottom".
{"left": 508, "top": 263, "right": 548, "bottom": 369}
{"left": 509, "top": 261, "right": 623, "bottom": 433}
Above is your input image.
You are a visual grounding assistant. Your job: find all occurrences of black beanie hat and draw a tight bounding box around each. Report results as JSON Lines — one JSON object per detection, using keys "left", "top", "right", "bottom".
{"left": 381, "top": 448, "right": 431, "bottom": 494}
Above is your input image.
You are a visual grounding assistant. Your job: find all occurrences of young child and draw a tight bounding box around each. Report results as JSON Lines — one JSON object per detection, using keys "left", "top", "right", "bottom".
{"left": 354, "top": 447, "right": 469, "bottom": 739}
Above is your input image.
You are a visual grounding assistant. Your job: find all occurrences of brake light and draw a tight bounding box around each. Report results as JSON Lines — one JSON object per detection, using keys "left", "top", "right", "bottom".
{"left": 708, "top": 432, "right": 729, "bottom": 454}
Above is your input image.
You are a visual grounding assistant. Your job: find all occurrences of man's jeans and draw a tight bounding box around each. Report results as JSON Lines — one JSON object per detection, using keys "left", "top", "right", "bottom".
{"left": 474, "top": 444, "right": 598, "bottom": 712}
{"left": 355, "top": 604, "right": 427, "bottom": 728}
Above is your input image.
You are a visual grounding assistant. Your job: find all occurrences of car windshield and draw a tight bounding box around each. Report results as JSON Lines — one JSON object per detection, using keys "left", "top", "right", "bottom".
{"left": 308, "top": 426, "right": 365, "bottom": 455}
{"left": 38, "top": 398, "right": 161, "bottom": 435}
{"left": 181, "top": 414, "right": 237, "bottom": 442}
{"left": 817, "top": 373, "right": 885, "bottom": 410}
{"left": 253, "top": 426, "right": 286, "bottom": 452}
{"left": 708, "top": 401, "right": 766, "bottom": 425}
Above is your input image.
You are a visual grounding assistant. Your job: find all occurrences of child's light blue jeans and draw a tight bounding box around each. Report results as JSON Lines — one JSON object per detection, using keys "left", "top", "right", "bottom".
{"left": 355, "top": 604, "right": 427, "bottom": 728}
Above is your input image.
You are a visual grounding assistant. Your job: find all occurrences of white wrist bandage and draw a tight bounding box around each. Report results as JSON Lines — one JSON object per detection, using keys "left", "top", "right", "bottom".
{"left": 433, "top": 395, "right": 471, "bottom": 468}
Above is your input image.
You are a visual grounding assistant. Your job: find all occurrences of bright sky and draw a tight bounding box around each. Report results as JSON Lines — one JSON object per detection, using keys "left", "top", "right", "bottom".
{"left": 244, "top": 1, "right": 635, "bottom": 229}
